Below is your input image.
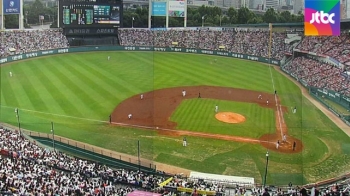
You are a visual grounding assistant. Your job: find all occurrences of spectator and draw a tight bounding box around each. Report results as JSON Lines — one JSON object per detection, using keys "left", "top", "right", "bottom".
{"left": 0, "top": 29, "right": 69, "bottom": 58}
{"left": 283, "top": 56, "right": 350, "bottom": 96}
{"left": 0, "top": 127, "right": 226, "bottom": 195}
{"left": 118, "top": 28, "right": 292, "bottom": 60}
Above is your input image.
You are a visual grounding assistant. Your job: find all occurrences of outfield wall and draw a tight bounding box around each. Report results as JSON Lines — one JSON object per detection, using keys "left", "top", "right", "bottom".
{"left": 0, "top": 46, "right": 281, "bottom": 66}
{"left": 309, "top": 88, "right": 350, "bottom": 125}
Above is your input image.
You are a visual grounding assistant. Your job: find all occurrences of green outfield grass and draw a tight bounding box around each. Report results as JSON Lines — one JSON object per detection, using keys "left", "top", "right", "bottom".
{"left": 1, "top": 51, "right": 350, "bottom": 185}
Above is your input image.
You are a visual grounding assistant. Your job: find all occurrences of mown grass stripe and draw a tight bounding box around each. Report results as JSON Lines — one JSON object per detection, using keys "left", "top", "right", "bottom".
{"left": 165, "top": 55, "right": 242, "bottom": 89}
{"left": 1, "top": 71, "right": 19, "bottom": 107}
{"left": 10, "top": 63, "right": 48, "bottom": 112}
{"left": 155, "top": 60, "right": 205, "bottom": 87}
{"left": 57, "top": 57, "right": 118, "bottom": 109}
{"left": 71, "top": 53, "right": 153, "bottom": 94}
{"left": 165, "top": 57, "right": 221, "bottom": 86}
{"left": 76, "top": 56, "right": 138, "bottom": 94}
{"left": 0, "top": 87, "right": 6, "bottom": 106}
{"left": 74, "top": 61, "right": 131, "bottom": 100}
{"left": 31, "top": 58, "right": 75, "bottom": 115}
{"left": 197, "top": 99, "right": 208, "bottom": 128}
{"left": 42, "top": 59, "right": 102, "bottom": 118}
{"left": 184, "top": 100, "right": 198, "bottom": 128}
{"left": 205, "top": 99, "right": 216, "bottom": 127}
{"left": 180, "top": 99, "right": 194, "bottom": 122}
{"left": 20, "top": 60, "right": 65, "bottom": 114}
{"left": 189, "top": 99, "right": 205, "bottom": 129}
{"left": 156, "top": 53, "right": 272, "bottom": 91}
{"left": 10, "top": 62, "right": 44, "bottom": 109}
{"left": 68, "top": 53, "right": 155, "bottom": 97}
{"left": 176, "top": 100, "right": 192, "bottom": 128}
{"left": 176, "top": 57, "right": 243, "bottom": 87}
{"left": 33, "top": 61, "right": 83, "bottom": 117}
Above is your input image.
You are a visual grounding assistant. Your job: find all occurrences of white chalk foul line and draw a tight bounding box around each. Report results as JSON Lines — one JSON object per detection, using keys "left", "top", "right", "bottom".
{"left": 268, "top": 64, "right": 284, "bottom": 139}
{"left": 0, "top": 105, "right": 107, "bottom": 123}
{"left": 1, "top": 106, "right": 276, "bottom": 145}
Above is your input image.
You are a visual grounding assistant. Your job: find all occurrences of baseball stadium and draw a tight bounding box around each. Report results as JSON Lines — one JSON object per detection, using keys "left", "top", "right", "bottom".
{"left": 1, "top": 0, "right": 350, "bottom": 194}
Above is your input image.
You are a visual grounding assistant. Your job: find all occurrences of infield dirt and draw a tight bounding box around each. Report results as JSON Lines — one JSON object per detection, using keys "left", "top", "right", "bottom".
{"left": 111, "top": 85, "right": 303, "bottom": 154}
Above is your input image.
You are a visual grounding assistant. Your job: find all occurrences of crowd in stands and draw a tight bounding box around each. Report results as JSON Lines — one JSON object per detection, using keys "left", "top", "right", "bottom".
{"left": 0, "top": 128, "right": 142, "bottom": 195}
{"left": 0, "top": 127, "right": 229, "bottom": 195}
{"left": 118, "top": 29, "right": 292, "bottom": 60}
{"left": 0, "top": 27, "right": 350, "bottom": 195}
{"left": 1, "top": 126, "right": 350, "bottom": 196}
{"left": 283, "top": 56, "right": 350, "bottom": 96}
{"left": 284, "top": 32, "right": 350, "bottom": 96}
{"left": 296, "top": 33, "right": 350, "bottom": 66}
{"left": 1, "top": 29, "right": 349, "bottom": 69}
{"left": 0, "top": 30, "right": 69, "bottom": 58}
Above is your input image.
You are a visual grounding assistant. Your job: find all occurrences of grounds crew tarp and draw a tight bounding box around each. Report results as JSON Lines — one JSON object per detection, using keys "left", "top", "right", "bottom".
{"left": 189, "top": 171, "right": 255, "bottom": 186}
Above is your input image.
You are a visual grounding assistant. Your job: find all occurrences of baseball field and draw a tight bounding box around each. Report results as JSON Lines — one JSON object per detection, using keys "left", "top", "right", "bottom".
{"left": 1, "top": 51, "right": 350, "bottom": 185}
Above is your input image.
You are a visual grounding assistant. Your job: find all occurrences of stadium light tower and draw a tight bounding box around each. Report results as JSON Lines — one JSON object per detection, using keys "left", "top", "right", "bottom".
{"left": 132, "top": 17, "right": 134, "bottom": 28}
{"left": 50, "top": 122, "right": 55, "bottom": 151}
{"left": 1, "top": 0, "right": 3, "bottom": 30}
{"left": 138, "top": 140, "right": 141, "bottom": 171}
{"left": 14, "top": 108, "right": 21, "bottom": 136}
{"left": 201, "top": 15, "right": 206, "bottom": 27}
{"left": 263, "top": 151, "right": 269, "bottom": 187}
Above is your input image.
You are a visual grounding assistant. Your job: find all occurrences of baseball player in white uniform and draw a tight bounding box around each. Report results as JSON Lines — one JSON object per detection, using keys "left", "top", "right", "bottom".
{"left": 283, "top": 134, "right": 287, "bottom": 143}
{"left": 141, "top": 94, "right": 144, "bottom": 100}
{"left": 183, "top": 137, "right": 187, "bottom": 147}
{"left": 9, "top": 72, "right": 13, "bottom": 77}
{"left": 215, "top": 105, "right": 218, "bottom": 113}
{"left": 107, "top": 56, "right": 110, "bottom": 61}
{"left": 182, "top": 90, "right": 186, "bottom": 97}
{"left": 128, "top": 114, "right": 132, "bottom": 119}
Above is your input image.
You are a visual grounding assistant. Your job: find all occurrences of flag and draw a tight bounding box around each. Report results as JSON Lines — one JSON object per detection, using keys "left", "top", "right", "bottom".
{"left": 202, "top": 16, "right": 205, "bottom": 20}
{"left": 132, "top": 17, "right": 135, "bottom": 21}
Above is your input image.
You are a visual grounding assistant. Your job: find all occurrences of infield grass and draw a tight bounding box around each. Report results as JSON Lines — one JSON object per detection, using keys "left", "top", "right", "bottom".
{"left": 171, "top": 99, "right": 275, "bottom": 138}
{"left": 1, "top": 51, "right": 350, "bottom": 185}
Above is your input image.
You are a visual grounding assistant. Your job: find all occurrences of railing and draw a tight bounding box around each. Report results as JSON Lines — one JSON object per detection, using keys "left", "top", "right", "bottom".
{"left": 24, "top": 130, "right": 157, "bottom": 170}
{"left": 0, "top": 122, "right": 157, "bottom": 171}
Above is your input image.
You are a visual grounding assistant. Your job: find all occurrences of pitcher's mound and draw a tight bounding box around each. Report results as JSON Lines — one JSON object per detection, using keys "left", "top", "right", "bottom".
{"left": 215, "top": 112, "right": 246, "bottom": 124}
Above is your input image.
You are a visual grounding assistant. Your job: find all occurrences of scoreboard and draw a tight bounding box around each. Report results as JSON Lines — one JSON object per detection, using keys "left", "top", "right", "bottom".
{"left": 59, "top": 0, "right": 122, "bottom": 28}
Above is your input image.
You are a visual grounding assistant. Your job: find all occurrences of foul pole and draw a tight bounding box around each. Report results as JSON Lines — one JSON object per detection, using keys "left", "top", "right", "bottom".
{"left": 268, "top": 23, "right": 272, "bottom": 64}
{"left": 0, "top": 0, "right": 4, "bottom": 30}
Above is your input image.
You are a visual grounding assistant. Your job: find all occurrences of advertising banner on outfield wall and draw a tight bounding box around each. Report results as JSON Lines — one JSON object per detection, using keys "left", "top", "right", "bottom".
{"left": 152, "top": 2, "right": 167, "bottom": 16}
{"left": 168, "top": 0, "right": 185, "bottom": 17}
{"left": 3, "top": 0, "right": 20, "bottom": 14}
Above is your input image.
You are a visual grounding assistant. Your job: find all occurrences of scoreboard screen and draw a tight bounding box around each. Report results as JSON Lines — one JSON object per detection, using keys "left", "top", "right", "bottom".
{"left": 60, "top": 0, "right": 122, "bottom": 27}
